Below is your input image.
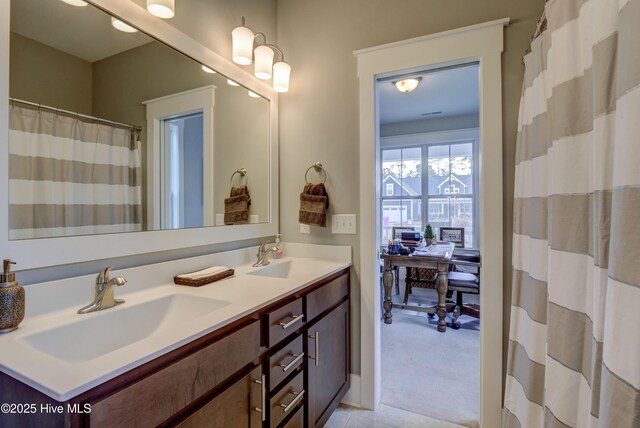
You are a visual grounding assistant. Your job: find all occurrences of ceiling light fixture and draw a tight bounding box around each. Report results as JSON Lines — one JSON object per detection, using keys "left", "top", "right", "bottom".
{"left": 393, "top": 77, "right": 422, "bottom": 93}
{"left": 147, "top": 0, "right": 175, "bottom": 19}
{"left": 111, "top": 17, "right": 138, "bottom": 33}
{"left": 231, "top": 17, "right": 291, "bottom": 93}
{"left": 60, "top": 0, "right": 88, "bottom": 6}
{"left": 201, "top": 65, "right": 216, "bottom": 74}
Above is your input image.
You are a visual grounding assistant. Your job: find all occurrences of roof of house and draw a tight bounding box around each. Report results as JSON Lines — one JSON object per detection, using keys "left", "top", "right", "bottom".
{"left": 383, "top": 173, "right": 472, "bottom": 195}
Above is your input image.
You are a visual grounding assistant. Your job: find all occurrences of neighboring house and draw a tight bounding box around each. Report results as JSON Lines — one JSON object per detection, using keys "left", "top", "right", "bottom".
{"left": 381, "top": 173, "right": 473, "bottom": 239}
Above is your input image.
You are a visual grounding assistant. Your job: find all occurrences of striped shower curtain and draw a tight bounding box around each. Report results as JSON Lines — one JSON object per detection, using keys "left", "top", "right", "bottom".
{"left": 504, "top": 0, "right": 640, "bottom": 426}
{"left": 8, "top": 106, "right": 142, "bottom": 239}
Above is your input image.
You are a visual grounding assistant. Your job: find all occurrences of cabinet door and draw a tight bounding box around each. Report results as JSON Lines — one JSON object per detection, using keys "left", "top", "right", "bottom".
{"left": 307, "top": 300, "right": 350, "bottom": 428}
{"left": 177, "top": 365, "right": 264, "bottom": 428}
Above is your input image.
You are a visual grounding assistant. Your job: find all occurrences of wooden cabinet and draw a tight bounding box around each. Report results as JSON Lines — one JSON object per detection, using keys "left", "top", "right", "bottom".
{"left": 177, "top": 365, "right": 263, "bottom": 428}
{"left": 0, "top": 268, "right": 350, "bottom": 428}
{"left": 306, "top": 300, "right": 350, "bottom": 428}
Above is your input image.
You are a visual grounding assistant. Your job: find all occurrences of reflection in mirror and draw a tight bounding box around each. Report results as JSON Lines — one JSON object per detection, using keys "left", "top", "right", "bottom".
{"left": 8, "top": 0, "right": 270, "bottom": 240}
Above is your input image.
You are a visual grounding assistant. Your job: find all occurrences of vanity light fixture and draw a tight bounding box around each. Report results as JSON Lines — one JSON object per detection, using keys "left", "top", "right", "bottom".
{"left": 393, "top": 77, "right": 422, "bottom": 93}
{"left": 111, "top": 17, "right": 138, "bottom": 33}
{"left": 232, "top": 18, "right": 254, "bottom": 65}
{"left": 147, "top": 0, "right": 175, "bottom": 19}
{"left": 231, "top": 17, "right": 292, "bottom": 92}
{"left": 201, "top": 65, "right": 216, "bottom": 74}
{"left": 227, "top": 79, "right": 240, "bottom": 87}
{"left": 60, "top": 0, "right": 88, "bottom": 6}
{"left": 248, "top": 91, "right": 260, "bottom": 98}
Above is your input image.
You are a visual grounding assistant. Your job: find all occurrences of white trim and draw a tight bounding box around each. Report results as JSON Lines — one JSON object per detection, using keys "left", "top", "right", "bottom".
{"left": 341, "top": 374, "right": 362, "bottom": 408}
{"left": 355, "top": 18, "right": 507, "bottom": 427}
{"left": 381, "top": 127, "right": 479, "bottom": 148}
{"left": 143, "top": 85, "right": 216, "bottom": 229}
{"left": 0, "top": 0, "right": 279, "bottom": 270}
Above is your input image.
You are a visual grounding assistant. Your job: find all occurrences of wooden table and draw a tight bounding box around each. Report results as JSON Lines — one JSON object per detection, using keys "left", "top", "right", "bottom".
{"left": 381, "top": 243, "right": 455, "bottom": 332}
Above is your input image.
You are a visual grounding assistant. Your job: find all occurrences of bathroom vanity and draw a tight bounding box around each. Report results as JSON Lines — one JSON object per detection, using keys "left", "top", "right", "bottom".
{"left": 0, "top": 245, "right": 351, "bottom": 427}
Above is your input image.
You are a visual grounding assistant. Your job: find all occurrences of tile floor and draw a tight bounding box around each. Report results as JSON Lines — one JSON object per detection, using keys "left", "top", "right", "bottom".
{"left": 325, "top": 404, "right": 467, "bottom": 428}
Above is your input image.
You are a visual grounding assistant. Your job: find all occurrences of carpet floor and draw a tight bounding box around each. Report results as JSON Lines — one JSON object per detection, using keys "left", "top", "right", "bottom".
{"left": 381, "top": 284, "right": 480, "bottom": 428}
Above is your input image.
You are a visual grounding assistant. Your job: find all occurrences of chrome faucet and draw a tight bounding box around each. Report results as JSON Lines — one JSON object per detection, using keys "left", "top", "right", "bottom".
{"left": 78, "top": 267, "right": 127, "bottom": 314}
{"left": 253, "top": 235, "right": 281, "bottom": 267}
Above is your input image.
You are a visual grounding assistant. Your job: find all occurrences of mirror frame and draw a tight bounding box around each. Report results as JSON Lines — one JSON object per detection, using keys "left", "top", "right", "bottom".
{"left": 0, "top": 0, "right": 279, "bottom": 270}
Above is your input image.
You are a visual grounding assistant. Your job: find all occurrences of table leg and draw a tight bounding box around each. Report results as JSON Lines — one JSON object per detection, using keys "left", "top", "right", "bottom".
{"left": 383, "top": 260, "right": 394, "bottom": 324}
{"left": 436, "top": 262, "right": 449, "bottom": 332}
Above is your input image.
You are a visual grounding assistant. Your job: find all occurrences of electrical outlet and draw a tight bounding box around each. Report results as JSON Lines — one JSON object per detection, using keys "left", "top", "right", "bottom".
{"left": 249, "top": 215, "right": 259, "bottom": 224}
{"left": 300, "top": 223, "right": 310, "bottom": 234}
{"left": 332, "top": 214, "right": 356, "bottom": 234}
{"left": 216, "top": 214, "right": 224, "bottom": 226}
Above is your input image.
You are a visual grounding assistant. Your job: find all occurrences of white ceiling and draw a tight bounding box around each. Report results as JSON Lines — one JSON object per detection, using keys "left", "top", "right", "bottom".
{"left": 11, "top": 0, "right": 152, "bottom": 63}
{"left": 378, "top": 63, "right": 479, "bottom": 125}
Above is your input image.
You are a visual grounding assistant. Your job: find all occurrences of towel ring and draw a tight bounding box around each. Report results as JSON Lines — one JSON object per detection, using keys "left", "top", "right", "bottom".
{"left": 305, "top": 162, "right": 326, "bottom": 184}
{"left": 230, "top": 168, "right": 248, "bottom": 186}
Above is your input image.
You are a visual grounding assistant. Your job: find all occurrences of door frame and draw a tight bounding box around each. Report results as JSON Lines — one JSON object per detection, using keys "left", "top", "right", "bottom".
{"left": 354, "top": 18, "right": 509, "bottom": 427}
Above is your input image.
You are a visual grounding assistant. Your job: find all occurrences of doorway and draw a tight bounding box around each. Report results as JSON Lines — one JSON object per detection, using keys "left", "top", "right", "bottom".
{"left": 354, "top": 18, "right": 508, "bottom": 428}
{"left": 377, "top": 63, "right": 481, "bottom": 427}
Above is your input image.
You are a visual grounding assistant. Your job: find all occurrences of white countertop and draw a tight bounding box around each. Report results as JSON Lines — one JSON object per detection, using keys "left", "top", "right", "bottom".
{"left": 0, "top": 243, "right": 351, "bottom": 401}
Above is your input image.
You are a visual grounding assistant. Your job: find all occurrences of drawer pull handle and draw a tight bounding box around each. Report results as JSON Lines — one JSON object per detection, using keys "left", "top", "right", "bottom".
{"left": 279, "top": 314, "right": 304, "bottom": 329}
{"left": 280, "top": 390, "right": 305, "bottom": 414}
{"left": 253, "top": 375, "right": 266, "bottom": 422}
{"left": 309, "top": 332, "right": 319, "bottom": 366}
{"left": 279, "top": 352, "right": 304, "bottom": 372}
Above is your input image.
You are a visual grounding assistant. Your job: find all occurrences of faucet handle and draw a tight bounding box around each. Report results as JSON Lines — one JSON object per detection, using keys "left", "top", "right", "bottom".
{"left": 96, "top": 266, "right": 112, "bottom": 284}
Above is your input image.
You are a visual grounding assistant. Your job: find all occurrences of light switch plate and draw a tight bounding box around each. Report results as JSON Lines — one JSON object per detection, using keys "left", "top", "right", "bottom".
{"left": 300, "top": 223, "right": 311, "bottom": 234}
{"left": 332, "top": 214, "right": 357, "bottom": 234}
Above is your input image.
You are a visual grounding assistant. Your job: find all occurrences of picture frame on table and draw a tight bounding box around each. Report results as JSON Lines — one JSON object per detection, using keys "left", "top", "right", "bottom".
{"left": 439, "top": 227, "right": 465, "bottom": 247}
{"left": 392, "top": 226, "right": 417, "bottom": 240}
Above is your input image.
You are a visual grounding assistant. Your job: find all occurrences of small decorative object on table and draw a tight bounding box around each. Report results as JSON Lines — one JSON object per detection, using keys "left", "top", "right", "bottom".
{"left": 424, "top": 223, "right": 436, "bottom": 246}
{"left": 0, "top": 259, "right": 25, "bottom": 333}
{"left": 174, "top": 266, "right": 234, "bottom": 287}
{"left": 439, "top": 227, "right": 465, "bottom": 247}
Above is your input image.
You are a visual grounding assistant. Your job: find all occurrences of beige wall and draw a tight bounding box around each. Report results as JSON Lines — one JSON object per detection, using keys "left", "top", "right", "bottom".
{"left": 9, "top": 32, "right": 92, "bottom": 114}
{"left": 276, "top": 0, "right": 546, "bottom": 376}
{"left": 92, "top": 41, "right": 270, "bottom": 227}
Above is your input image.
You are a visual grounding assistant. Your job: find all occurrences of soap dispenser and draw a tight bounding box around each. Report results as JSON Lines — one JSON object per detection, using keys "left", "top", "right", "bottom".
{"left": 0, "top": 259, "right": 25, "bottom": 333}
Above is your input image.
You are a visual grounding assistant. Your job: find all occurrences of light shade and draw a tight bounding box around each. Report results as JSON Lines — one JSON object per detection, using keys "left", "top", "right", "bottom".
{"left": 232, "top": 25, "right": 254, "bottom": 65}
{"left": 227, "top": 79, "right": 240, "bottom": 87}
{"left": 254, "top": 45, "right": 274, "bottom": 80}
{"left": 147, "top": 0, "right": 175, "bottom": 19}
{"left": 272, "top": 61, "right": 291, "bottom": 93}
{"left": 393, "top": 77, "right": 422, "bottom": 93}
{"left": 248, "top": 91, "right": 260, "bottom": 98}
{"left": 201, "top": 65, "right": 216, "bottom": 74}
{"left": 60, "top": 0, "right": 88, "bottom": 6}
{"left": 111, "top": 17, "right": 138, "bottom": 33}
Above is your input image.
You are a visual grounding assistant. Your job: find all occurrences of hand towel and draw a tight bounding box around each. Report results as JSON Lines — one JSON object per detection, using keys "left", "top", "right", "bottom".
{"left": 224, "top": 186, "right": 251, "bottom": 225}
{"left": 176, "top": 266, "right": 230, "bottom": 280}
{"left": 299, "top": 183, "right": 329, "bottom": 227}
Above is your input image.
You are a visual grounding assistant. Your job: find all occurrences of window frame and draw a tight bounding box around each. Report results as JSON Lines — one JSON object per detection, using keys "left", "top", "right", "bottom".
{"left": 380, "top": 137, "right": 479, "bottom": 249}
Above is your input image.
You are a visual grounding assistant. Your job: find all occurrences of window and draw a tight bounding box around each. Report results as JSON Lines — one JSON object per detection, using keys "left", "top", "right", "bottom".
{"left": 380, "top": 147, "right": 422, "bottom": 243}
{"left": 381, "top": 141, "right": 477, "bottom": 248}
{"left": 386, "top": 183, "right": 394, "bottom": 196}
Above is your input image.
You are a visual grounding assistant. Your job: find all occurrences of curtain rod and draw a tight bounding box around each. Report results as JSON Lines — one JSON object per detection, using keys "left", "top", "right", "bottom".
{"left": 9, "top": 97, "right": 142, "bottom": 133}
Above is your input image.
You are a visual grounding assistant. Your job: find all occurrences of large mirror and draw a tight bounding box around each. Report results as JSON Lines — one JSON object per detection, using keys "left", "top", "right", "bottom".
{"left": 8, "top": 0, "right": 270, "bottom": 240}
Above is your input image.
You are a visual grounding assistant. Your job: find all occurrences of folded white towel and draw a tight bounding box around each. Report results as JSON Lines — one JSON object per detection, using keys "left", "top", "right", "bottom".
{"left": 176, "top": 266, "right": 230, "bottom": 280}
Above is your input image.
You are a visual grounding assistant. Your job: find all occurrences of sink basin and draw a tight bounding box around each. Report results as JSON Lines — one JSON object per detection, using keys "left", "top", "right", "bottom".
{"left": 20, "top": 294, "right": 229, "bottom": 362}
{"left": 248, "top": 259, "right": 320, "bottom": 279}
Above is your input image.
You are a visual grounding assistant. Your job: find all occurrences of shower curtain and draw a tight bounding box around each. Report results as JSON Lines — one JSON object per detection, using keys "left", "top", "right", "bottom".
{"left": 8, "top": 106, "right": 142, "bottom": 239}
{"left": 504, "top": 0, "right": 640, "bottom": 426}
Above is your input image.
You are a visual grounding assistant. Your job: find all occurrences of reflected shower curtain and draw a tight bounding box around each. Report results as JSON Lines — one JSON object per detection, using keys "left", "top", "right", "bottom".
{"left": 8, "top": 106, "right": 142, "bottom": 239}
{"left": 504, "top": 0, "right": 640, "bottom": 426}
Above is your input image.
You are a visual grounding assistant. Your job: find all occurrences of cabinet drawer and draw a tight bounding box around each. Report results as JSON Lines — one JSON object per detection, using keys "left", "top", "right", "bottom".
{"left": 265, "top": 298, "right": 304, "bottom": 348}
{"left": 306, "top": 273, "right": 348, "bottom": 321}
{"left": 280, "top": 404, "right": 304, "bottom": 428}
{"left": 267, "top": 334, "right": 304, "bottom": 391}
{"left": 269, "top": 370, "right": 304, "bottom": 428}
{"left": 90, "top": 321, "right": 261, "bottom": 428}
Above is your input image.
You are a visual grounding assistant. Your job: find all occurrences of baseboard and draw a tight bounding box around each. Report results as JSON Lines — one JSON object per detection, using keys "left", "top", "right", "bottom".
{"left": 340, "top": 374, "right": 362, "bottom": 408}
